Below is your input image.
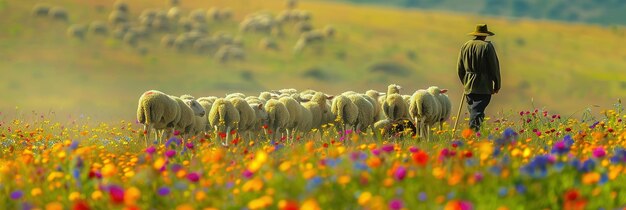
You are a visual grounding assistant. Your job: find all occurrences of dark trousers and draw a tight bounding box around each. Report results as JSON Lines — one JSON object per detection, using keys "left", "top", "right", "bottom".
{"left": 465, "top": 94, "right": 491, "bottom": 131}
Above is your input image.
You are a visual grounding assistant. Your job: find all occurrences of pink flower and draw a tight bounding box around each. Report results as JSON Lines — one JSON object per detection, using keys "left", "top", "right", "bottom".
{"left": 382, "top": 144, "right": 395, "bottom": 153}
{"left": 145, "top": 146, "right": 156, "bottom": 154}
{"left": 393, "top": 166, "right": 407, "bottom": 181}
{"left": 187, "top": 172, "right": 200, "bottom": 182}
{"left": 165, "top": 150, "right": 176, "bottom": 158}
{"left": 389, "top": 199, "right": 403, "bottom": 210}
{"left": 409, "top": 146, "right": 419, "bottom": 153}
{"left": 592, "top": 147, "right": 606, "bottom": 158}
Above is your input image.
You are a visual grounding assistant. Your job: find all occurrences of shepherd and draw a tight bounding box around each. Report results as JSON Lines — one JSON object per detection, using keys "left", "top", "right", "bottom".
{"left": 457, "top": 24, "right": 501, "bottom": 131}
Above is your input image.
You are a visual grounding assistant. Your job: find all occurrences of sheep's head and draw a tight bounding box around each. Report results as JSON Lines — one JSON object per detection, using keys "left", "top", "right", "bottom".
{"left": 387, "top": 84, "right": 402, "bottom": 95}
{"left": 365, "top": 90, "right": 382, "bottom": 98}
{"left": 251, "top": 103, "right": 268, "bottom": 122}
{"left": 426, "top": 86, "right": 447, "bottom": 95}
{"left": 185, "top": 99, "right": 206, "bottom": 117}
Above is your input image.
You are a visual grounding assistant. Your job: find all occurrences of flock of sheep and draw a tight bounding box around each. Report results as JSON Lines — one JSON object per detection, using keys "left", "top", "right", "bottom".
{"left": 31, "top": 0, "right": 336, "bottom": 61}
{"left": 137, "top": 84, "right": 451, "bottom": 147}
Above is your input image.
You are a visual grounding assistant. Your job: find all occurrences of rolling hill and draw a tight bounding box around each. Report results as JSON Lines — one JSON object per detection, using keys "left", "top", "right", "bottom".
{"left": 1, "top": 0, "right": 625, "bottom": 122}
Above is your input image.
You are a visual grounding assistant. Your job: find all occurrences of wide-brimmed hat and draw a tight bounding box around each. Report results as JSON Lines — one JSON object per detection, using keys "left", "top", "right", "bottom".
{"left": 468, "top": 24, "right": 495, "bottom": 36}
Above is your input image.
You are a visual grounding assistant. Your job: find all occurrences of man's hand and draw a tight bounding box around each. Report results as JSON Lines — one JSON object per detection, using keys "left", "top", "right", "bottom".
{"left": 492, "top": 89, "right": 499, "bottom": 94}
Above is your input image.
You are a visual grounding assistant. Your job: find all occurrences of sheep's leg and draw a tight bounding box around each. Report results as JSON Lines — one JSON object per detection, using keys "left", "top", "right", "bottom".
{"left": 144, "top": 124, "right": 151, "bottom": 147}
{"left": 224, "top": 127, "right": 231, "bottom": 147}
{"left": 214, "top": 125, "right": 220, "bottom": 146}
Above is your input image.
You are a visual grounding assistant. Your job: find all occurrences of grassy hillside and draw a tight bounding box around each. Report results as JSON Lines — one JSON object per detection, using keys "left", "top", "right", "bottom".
{"left": 334, "top": 0, "right": 626, "bottom": 26}
{"left": 1, "top": 0, "right": 625, "bottom": 122}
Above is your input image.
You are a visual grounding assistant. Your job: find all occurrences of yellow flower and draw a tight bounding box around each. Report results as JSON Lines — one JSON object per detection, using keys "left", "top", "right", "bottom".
{"left": 279, "top": 161, "right": 291, "bottom": 172}
{"left": 154, "top": 157, "right": 166, "bottom": 170}
{"left": 125, "top": 187, "right": 141, "bottom": 205}
{"left": 358, "top": 192, "right": 372, "bottom": 205}
{"left": 582, "top": 172, "right": 601, "bottom": 185}
{"left": 338, "top": 175, "right": 351, "bottom": 185}
{"left": 300, "top": 199, "right": 321, "bottom": 210}
{"left": 176, "top": 204, "right": 195, "bottom": 210}
{"left": 45, "top": 202, "right": 63, "bottom": 210}
{"left": 69, "top": 192, "right": 81, "bottom": 201}
{"left": 91, "top": 190, "right": 103, "bottom": 200}
{"left": 101, "top": 163, "right": 117, "bottom": 178}
{"left": 195, "top": 191, "right": 206, "bottom": 201}
{"left": 242, "top": 178, "right": 264, "bottom": 192}
{"left": 31, "top": 188, "right": 42, "bottom": 196}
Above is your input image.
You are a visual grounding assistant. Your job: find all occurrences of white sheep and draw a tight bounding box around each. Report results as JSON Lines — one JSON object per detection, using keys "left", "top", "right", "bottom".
{"left": 245, "top": 98, "right": 268, "bottom": 138}
{"left": 175, "top": 95, "right": 207, "bottom": 138}
{"left": 196, "top": 97, "right": 218, "bottom": 133}
{"left": 383, "top": 94, "right": 409, "bottom": 122}
{"left": 347, "top": 94, "right": 375, "bottom": 133}
{"left": 331, "top": 95, "right": 358, "bottom": 133}
{"left": 137, "top": 90, "right": 181, "bottom": 146}
{"left": 409, "top": 89, "right": 441, "bottom": 141}
{"left": 427, "top": 86, "right": 452, "bottom": 130}
{"left": 301, "top": 92, "right": 334, "bottom": 132}
{"left": 229, "top": 97, "right": 257, "bottom": 139}
{"left": 209, "top": 98, "right": 240, "bottom": 146}
{"left": 226, "top": 92, "right": 247, "bottom": 99}
{"left": 365, "top": 90, "right": 385, "bottom": 122}
{"left": 265, "top": 99, "right": 290, "bottom": 142}
{"left": 278, "top": 96, "right": 305, "bottom": 141}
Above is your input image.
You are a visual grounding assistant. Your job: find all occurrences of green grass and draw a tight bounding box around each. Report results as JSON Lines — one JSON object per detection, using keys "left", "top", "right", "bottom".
{"left": 1, "top": 0, "right": 625, "bottom": 121}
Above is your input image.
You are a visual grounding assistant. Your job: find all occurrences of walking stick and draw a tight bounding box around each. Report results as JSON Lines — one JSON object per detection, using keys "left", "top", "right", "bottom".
{"left": 452, "top": 93, "right": 466, "bottom": 137}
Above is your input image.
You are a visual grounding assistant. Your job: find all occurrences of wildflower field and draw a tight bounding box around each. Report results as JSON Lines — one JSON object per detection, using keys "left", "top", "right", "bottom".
{"left": 1, "top": 106, "right": 626, "bottom": 210}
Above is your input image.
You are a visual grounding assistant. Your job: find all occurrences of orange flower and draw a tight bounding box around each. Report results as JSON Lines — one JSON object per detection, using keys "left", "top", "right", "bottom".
{"left": 366, "top": 157, "right": 382, "bottom": 168}
{"left": 461, "top": 129, "right": 474, "bottom": 139}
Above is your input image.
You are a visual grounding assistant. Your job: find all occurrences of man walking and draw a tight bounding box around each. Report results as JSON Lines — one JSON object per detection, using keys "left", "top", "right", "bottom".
{"left": 457, "top": 24, "right": 501, "bottom": 131}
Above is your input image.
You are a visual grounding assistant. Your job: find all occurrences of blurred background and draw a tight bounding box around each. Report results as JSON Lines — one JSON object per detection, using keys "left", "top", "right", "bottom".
{"left": 1, "top": 0, "right": 624, "bottom": 122}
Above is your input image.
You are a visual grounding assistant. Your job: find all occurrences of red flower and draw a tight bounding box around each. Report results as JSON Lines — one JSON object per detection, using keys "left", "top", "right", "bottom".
{"left": 323, "top": 143, "right": 329, "bottom": 148}
{"left": 412, "top": 151, "right": 428, "bottom": 166}
{"left": 108, "top": 185, "right": 125, "bottom": 205}
{"left": 73, "top": 200, "right": 90, "bottom": 210}
{"left": 218, "top": 132, "right": 227, "bottom": 139}
{"left": 464, "top": 151, "right": 473, "bottom": 158}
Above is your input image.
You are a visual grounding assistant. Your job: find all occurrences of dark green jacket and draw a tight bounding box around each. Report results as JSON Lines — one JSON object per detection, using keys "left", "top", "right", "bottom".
{"left": 457, "top": 39, "right": 501, "bottom": 94}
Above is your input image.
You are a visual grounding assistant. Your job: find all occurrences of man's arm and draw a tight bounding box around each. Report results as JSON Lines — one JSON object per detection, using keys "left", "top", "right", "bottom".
{"left": 457, "top": 47, "right": 466, "bottom": 83}
{"left": 488, "top": 43, "right": 501, "bottom": 94}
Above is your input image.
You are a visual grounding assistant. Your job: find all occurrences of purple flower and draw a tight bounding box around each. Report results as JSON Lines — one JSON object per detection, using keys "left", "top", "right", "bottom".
{"left": 551, "top": 140, "right": 570, "bottom": 155}
{"left": 69, "top": 140, "right": 79, "bottom": 150}
{"left": 389, "top": 199, "right": 403, "bottom": 210}
{"left": 185, "top": 142, "right": 194, "bottom": 150}
{"left": 474, "top": 172, "right": 483, "bottom": 182}
{"left": 393, "top": 166, "right": 407, "bottom": 181}
{"left": 409, "top": 146, "right": 419, "bottom": 153}
{"left": 145, "top": 146, "right": 156, "bottom": 154}
{"left": 170, "top": 164, "right": 182, "bottom": 172}
{"left": 371, "top": 149, "right": 381, "bottom": 156}
{"left": 593, "top": 147, "right": 606, "bottom": 158}
{"left": 165, "top": 150, "right": 176, "bottom": 158}
{"left": 242, "top": 169, "right": 254, "bottom": 179}
{"left": 187, "top": 172, "right": 200, "bottom": 182}
{"left": 418, "top": 192, "right": 427, "bottom": 201}
{"left": 590, "top": 121, "right": 600, "bottom": 129}
{"left": 382, "top": 144, "right": 395, "bottom": 153}
{"left": 459, "top": 200, "right": 474, "bottom": 210}
{"left": 10, "top": 190, "right": 23, "bottom": 200}
{"left": 157, "top": 187, "right": 170, "bottom": 196}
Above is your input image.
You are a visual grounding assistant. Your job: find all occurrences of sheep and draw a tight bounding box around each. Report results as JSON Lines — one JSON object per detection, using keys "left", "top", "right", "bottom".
{"left": 265, "top": 99, "right": 290, "bottom": 142}
{"left": 32, "top": 4, "right": 51, "bottom": 17}
{"left": 67, "top": 24, "right": 87, "bottom": 40}
{"left": 207, "top": 7, "right": 220, "bottom": 20}
{"left": 137, "top": 90, "right": 181, "bottom": 146}
{"left": 113, "top": 1, "right": 129, "bottom": 13}
{"left": 296, "top": 10, "right": 311, "bottom": 21}
{"left": 293, "top": 30, "right": 325, "bottom": 53}
{"left": 323, "top": 25, "right": 336, "bottom": 38}
{"left": 259, "top": 37, "right": 279, "bottom": 51}
{"left": 161, "top": 34, "right": 176, "bottom": 48}
{"left": 330, "top": 95, "right": 358, "bottom": 133}
{"left": 131, "top": 26, "right": 150, "bottom": 39}
{"left": 49, "top": 7, "right": 68, "bottom": 21}
{"left": 278, "top": 96, "right": 302, "bottom": 141}
{"left": 174, "top": 34, "right": 190, "bottom": 50}
{"left": 246, "top": 97, "right": 268, "bottom": 133}
{"left": 189, "top": 9, "right": 207, "bottom": 23}
{"left": 175, "top": 95, "right": 206, "bottom": 138}
{"left": 409, "top": 88, "right": 441, "bottom": 141}
{"left": 167, "top": 7, "right": 181, "bottom": 21}
{"left": 381, "top": 84, "right": 409, "bottom": 122}
{"left": 373, "top": 119, "right": 417, "bottom": 138}
{"left": 220, "top": 8, "right": 233, "bottom": 20}
{"left": 427, "top": 86, "right": 452, "bottom": 130}
{"left": 301, "top": 92, "right": 334, "bottom": 130}
{"left": 365, "top": 90, "right": 385, "bottom": 122}
{"left": 239, "top": 13, "right": 277, "bottom": 34}
{"left": 294, "top": 21, "right": 313, "bottom": 34}
{"left": 179, "top": 17, "right": 193, "bottom": 32}
{"left": 286, "top": 0, "right": 298, "bottom": 9}
{"left": 226, "top": 92, "right": 246, "bottom": 99}
{"left": 230, "top": 97, "right": 257, "bottom": 139}
{"left": 192, "top": 22, "right": 209, "bottom": 34}
{"left": 347, "top": 94, "right": 375, "bottom": 133}
{"left": 123, "top": 31, "right": 138, "bottom": 47}
{"left": 215, "top": 46, "right": 245, "bottom": 63}
{"left": 209, "top": 98, "right": 240, "bottom": 146}
{"left": 109, "top": 11, "right": 128, "bottom": 25}
{"left": 192, "top": 38, "right": 220, "bottom": 54}
{"left": 89, "top": 21, "right": 108, "bottom": 35}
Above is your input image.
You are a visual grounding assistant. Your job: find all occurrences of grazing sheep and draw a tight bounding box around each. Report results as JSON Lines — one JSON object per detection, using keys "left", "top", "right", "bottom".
{"left": 230, "top": 98, "right": 257, "bottom": 139}
{"left": 323, "top": 25, "right": 336, "bottom": 38}
{"left": 89, "top": 21, "right": 108, "bottom": 35}
{"left": 123, "top": 31, "right": 138, "bottom": 46}
{"left": 192, "top": 38, "right": 220, "bottom": 54}
{"left": 67, "top": 24, "right": 87, "bottom": 40}
{"left": 387, "top": 84, "right": 401, "bottom": 95}
{"left": 32, "top": 4, "right": 51, "bottom": 17}
{"left": 207, "top": 7, "right": 220, "bottom": 20}
{"left": 174, "top": 34, "right": 190, "bottom": 50}
{"left": 179, "top": 17, "right": 193, "bottom": 32}
{"left": 246, "top": 97, "right": 268, "bottom": 133}
{"left": 365, "top": 90, "right": 385, "bottom": 122}
{"left": 259, "top": 92, "right": 278, "bottom": 101}
{"left": 294, "top": 21, "right": 313, "bottom": 34}
{"left": 109, "top": 11, "right": 128, "bottom": 25}
{"left": 239, "top": 12, "right": 277, "bottom": 34}
{"left": 278, "top": 96, "right": 302, "bottom": 140}
{"left": 49, "top": 7, "right": 68, "bottom": 21}
{"left": 226, "top": 92, "right": 246, "bottom": 99}
{"left": 373, "top": 119, "right": 417, "bottom": 138}
{"left": 286, "top": 0, "right": 298, "bottom": 9}
{"left": 347, "top": 94, "right": 375, "bottom": 133}
{"left": 409, "top": 89, "right": 441, "bottom": 141}
{"left": 167, "top": 7, "right": 181, "bottom": 21}
{"left": 297, "top": 10, "right": 311, "bottom": 21}
{"left": 209, "top": 98, "right": 240, "bottom": 146}
{"left": 161, "top": 34, "right": 176, "bottom": 48}
{"left": 189, "top": 9, "right": 207, "bottom": 23}
{"left": 301, "top": 92, "right": 334, "bottom": 130}
{"left": 402, "top": 95, "right": 411, "bottom": 105}
{"left": 137, "top": 90, "right": 181, "bottom": 146}
{"left": 383, "top": 93, "right": 409, "bottom": 122}
{"left": 259, "top": 37, "right": 279, "bottom": 51}
{"left": 331, "top": 95, "right": 358, "bottom": 133}
{"left": 265, "top": 99, "right": 290, "bottom": 141}
{"left": 113, "top": 1, "right": 129, "bottom": 13}
{"left": 427, "top": 86, "right": 452, "bottom": 130}
{"left": 175, "top": 95, "right": 206, "bottom": 137}
{"left": 215, "top": 46, "right": 245, "bottom": 63}
{"left": 192, "top": 22, "right": 209, "bottom": 34}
